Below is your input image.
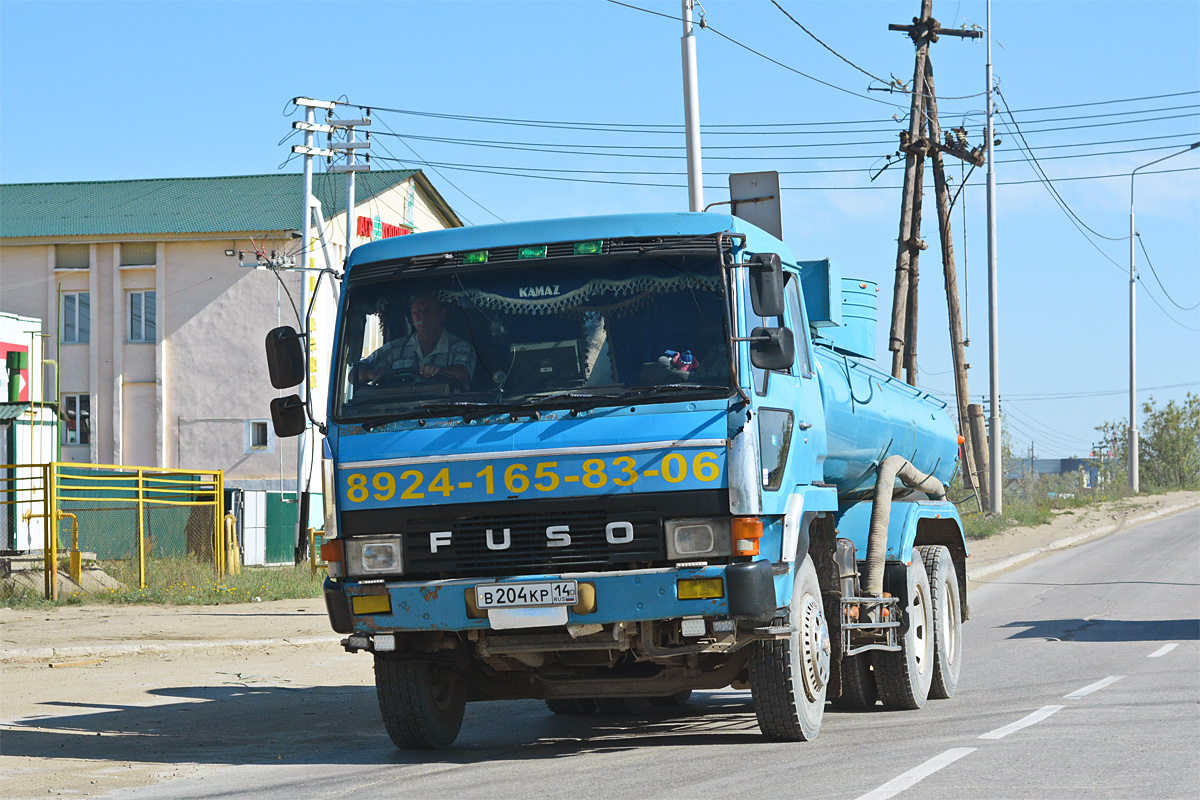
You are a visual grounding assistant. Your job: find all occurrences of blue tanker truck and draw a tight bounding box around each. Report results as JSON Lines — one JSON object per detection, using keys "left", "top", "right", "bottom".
{"left": 266, "top": 212, "right": 968, "bottom": 749}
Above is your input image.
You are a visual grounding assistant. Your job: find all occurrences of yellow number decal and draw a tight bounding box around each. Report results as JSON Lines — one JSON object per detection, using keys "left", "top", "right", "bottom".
{"left": 581, "top": 458, "right": 608, "bottom": 488}
{"left": 504, "top": 463, "right": 530, "bottom": 493}
{"left": 372, "top": 472, "right": 396, "bottom": 501}
{"left": 612, "top": 456, "right": 638, "bottom": 487}
{"left": 534, "top": 462, "right": 560, "bottom": 491}
{"left": 662, "top": 453, "right": 687, "bottom": 483}
{"left": 428, "top": 468, "right": 453, "bottom": 497}
{"left": 399, "top": 469, "right": 425, "bottom": 499}
{"left": 346, "top": 473, "right": 368, "bottom": 503}
{"left": 693, "top": 451, "right": 720, "bottom": 482}
{"left": 477, "top": 464, "right": 495, "bottom": 494}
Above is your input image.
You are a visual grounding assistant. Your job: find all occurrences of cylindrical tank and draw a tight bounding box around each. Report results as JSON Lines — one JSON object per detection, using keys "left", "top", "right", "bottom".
{"left": 814, "top": 346, "right": 959, "bottom": 500}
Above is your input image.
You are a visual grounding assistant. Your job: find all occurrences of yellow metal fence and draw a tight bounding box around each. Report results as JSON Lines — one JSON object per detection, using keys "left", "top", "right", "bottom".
{"left": 2, "top": 462, "right": 227, "bottom": 599}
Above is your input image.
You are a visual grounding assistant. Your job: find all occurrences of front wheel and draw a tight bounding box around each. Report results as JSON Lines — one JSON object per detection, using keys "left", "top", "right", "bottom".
{"left": 918, "top": 545, "right": 963, "bottom": 699}
{"left": 375, "top": 657, "right": 466, "bottom": 750}
{"left": 748, "top": 555, "right": 828, "bottom": 741}
{"left": 872, "top": 558, "right": 934, "bottom": 710}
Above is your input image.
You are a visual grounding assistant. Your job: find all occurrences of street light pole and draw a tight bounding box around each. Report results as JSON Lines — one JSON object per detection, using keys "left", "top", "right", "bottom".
{"left": 1127, "top": 140, "right": 1200, "bottom": 493}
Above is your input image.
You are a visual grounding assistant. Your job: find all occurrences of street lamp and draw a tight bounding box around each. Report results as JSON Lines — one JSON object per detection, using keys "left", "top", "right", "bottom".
{"left": 1127, "top": 140, "right": 1200, "bottom": 493}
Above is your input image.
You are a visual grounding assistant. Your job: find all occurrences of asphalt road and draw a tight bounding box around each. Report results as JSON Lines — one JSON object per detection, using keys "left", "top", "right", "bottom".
{"left": 15, "top": 508, "right": 1200, "bottom": 800}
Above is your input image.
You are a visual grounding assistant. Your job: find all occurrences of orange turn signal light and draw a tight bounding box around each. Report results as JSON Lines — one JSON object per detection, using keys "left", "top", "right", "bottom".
{"left": 731, "top": 516, "right": 763, "bottom": 556}
{"left": 320, "top": 538, "right": 344, "bottom": 564}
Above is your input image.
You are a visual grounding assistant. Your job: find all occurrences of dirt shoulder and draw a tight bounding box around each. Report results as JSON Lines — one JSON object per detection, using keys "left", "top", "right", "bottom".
{"left": 963, "top": 489, "right": 1200, "bottom": 584}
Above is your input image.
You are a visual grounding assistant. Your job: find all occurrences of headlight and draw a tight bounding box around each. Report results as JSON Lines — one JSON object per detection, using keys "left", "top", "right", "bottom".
{"left": 345, "top": 535, "right": 404, "bottom": 576}
{"left": 665, "top": 518, "right": 732, "bottom": 560}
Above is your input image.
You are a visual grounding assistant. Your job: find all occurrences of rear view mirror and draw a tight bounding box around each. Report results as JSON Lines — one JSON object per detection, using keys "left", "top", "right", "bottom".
{"left": 749, "top": 253, "right": 785, "bottom": 317}
{"left": 265, "top": 326, "right": 305, "bottom": 389}
{"left": 749, "top": 326, "right": 795, "bottom": 371}
{"left": 270, "top": 395, "right": 307, "bottom": 438}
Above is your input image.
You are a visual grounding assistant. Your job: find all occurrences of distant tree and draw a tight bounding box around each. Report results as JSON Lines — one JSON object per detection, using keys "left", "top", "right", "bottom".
{"left": 1095, "top": 393, "right": 1200, "bottom": 492}
{"left": 1138, "top": 393, "right": 1200, "bottom": 491}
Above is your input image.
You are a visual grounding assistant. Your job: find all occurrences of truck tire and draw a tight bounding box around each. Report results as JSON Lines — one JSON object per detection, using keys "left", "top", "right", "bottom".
{"left": 831, "top": 654, "right": 878, "bottom": 711}
{"left": 374, "top": 656, "right": 466, "bottom": 750}
{"left": 872, "top": 558, "right": 934, "bottom": 710}
{"left": 918, "top": 545, "right": 962, "bottom": 699}
{"left": 748, "top": 555, "right": 827, "bottom": 741}
{"left": 594, "top": 697, "right": 644, "bottom": 715}
{"left": 545, "top": 698, "right": 597, "bottom": 716}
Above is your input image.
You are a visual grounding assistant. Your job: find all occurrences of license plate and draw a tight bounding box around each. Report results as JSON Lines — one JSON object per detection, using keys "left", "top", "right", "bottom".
{"left": 475, "top": 580, "right": 578, "bottom": 609}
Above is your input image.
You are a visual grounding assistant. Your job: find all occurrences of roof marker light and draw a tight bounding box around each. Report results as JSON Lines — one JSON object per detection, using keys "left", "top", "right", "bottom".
{"left": 463, "top": 250, "right": 488, "bottom": 264}
{"left": 518, "top": 245, "right": 548, "bottom": 259}
{"left": 573, "top": 240, "right": 603, "bottom": 256}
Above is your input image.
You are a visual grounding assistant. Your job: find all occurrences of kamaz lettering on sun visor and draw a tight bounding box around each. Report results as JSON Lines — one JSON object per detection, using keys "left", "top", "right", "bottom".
{"left": 339, "top": 443, "right": 726, "bottom": 509}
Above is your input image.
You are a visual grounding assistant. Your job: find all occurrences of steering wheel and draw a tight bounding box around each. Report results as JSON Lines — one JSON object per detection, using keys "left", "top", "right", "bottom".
{"left": 369, "top": 366, "right": 468, "bottom": 392}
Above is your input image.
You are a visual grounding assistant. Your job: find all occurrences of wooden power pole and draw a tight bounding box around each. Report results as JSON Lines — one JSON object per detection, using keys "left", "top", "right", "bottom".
{"left": 887, "top": 4, "right": 992, "bottom": 511}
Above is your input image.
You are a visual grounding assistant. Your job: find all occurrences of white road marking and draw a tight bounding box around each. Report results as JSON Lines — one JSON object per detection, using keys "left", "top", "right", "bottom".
{"left": 853, "top": 748, "right": 976, "bottom": 800}
{"left": 979, "top": 705, "right": 1065, "bottom": 740}
{"left": 1147, "top": 643, "right": 1178, "bottom": 658}
{"left": 1064, "top": 675, "right": 1124, "bottom": 699}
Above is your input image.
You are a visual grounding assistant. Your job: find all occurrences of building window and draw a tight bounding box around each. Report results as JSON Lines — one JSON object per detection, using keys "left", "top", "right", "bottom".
{"left": 62, "top": 292, "right": 90, "bottom": 344}
{"left": 120, "top": 242, "right": 157, "bottom": 267}
{"left": 245, "top": 420, "right": 274, "bottom": 453}
{"left": 63, "top": 394, "right": 91, "bottom": 445}
{"left": 128, "top": 290, "right": 156, "bottom": 343}
{"left": 55, "top": 244, "right": 89, "bottom": 270}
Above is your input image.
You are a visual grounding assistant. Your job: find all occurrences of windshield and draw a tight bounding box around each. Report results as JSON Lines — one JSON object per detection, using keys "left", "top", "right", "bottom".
{"left": 334, "top": 253, "right": 732, "bottom": 421}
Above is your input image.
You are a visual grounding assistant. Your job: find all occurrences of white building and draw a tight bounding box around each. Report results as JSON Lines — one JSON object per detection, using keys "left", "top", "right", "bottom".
{"left": 0, "top": 170, "right": 461, "bottom": 486}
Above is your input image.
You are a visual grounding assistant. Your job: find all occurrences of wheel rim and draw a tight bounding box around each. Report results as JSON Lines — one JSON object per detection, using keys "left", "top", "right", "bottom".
{"left": 799, "top": 593, "right": 831, "bottom": 701}
{"left": 912, "top": 577, "right": 931, "bottom": 675}
{"left": 940, "top": 576, "right": 959, "bottom": 663}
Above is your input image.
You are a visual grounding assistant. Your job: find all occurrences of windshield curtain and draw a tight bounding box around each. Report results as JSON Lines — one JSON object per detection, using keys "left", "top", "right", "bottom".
{"left": 334, "top": 254, "right": 732, "bottom": 420}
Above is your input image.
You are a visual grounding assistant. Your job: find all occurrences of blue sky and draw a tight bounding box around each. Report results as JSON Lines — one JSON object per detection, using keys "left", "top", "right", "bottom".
{"left": 2, "top": 0, "right": 1197, "bottom": 459}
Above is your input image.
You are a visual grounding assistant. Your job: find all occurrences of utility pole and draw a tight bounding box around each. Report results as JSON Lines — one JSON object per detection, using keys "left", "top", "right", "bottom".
{"left": 888, "top": 3, "right": 987, "bottom": 510}
{"left": 288, "top": 96, "right": 366, "bottom": 563}
{"left": 985, "top": 0, "right": 1002, "bottom": 514}
{"left": 681, "top": 0, "right": 704, "bottom": 212}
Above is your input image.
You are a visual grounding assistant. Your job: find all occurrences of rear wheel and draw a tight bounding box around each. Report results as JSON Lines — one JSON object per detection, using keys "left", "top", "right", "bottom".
{"left": 545, "top": 698, "right": 597, "bottom": 716}
{"left": 872, "top": 558, "right": 934, "bottom": 710}
{"left": 375, "top": 657, "right": 466, "bottom": 750}
{"left": 748, "top": 555, "right": 827, "bottom": 741}
{"left": 918, "top": 545, "right": 963, "bottom": 699}
{"left": 831, "top": 653, "right": 878, "bottom": 711}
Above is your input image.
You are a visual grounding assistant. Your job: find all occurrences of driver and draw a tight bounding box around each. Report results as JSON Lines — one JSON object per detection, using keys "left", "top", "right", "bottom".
{"left": 354, "top": 292, "right": 476, "bottom": 387}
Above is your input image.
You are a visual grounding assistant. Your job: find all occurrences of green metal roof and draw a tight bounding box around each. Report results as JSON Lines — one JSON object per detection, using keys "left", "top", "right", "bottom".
{"left": 0, "top": 403, "right": 31, "bottom": 421}
{"left": 0, "top": 170, "right": 424, "bottom": 238}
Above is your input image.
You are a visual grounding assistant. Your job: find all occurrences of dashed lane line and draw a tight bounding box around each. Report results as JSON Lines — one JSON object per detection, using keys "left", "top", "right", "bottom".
{"left": 1064, "top": 675, "right": 1124, "bottom": 700}
{"left": 978, "top": 705, "right": 1065, "bottom": 740}
{"left": 1147, "top": 643, "right": 1178, "bottom": 658}
{"left": 852, "top": 748, "right": 977, "bottom": 800}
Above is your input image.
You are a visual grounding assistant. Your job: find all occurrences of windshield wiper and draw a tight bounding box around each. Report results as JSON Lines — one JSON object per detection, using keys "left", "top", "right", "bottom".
{"left": 357, "top": 400, "right": 498, "bottom": 430}
{"left": 566, "top": 384, "right": 725, "bottom": 414}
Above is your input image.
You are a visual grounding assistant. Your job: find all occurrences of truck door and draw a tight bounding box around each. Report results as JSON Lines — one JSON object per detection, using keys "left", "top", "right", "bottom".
{"left": 743, "top": 268, "right": 821, "bottom": 516}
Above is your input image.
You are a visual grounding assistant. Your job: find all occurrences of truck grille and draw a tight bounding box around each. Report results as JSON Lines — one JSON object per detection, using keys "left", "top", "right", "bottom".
{"left": 341, "top": 490, "right": 725, "bottom": 580}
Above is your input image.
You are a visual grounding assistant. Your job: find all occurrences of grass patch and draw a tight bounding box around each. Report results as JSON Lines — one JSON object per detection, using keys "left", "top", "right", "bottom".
{"left": 952, "top": 470, "right": 1137, "bottom": 540}
{"left": 0, "top": 556, "right": 325, "bottom": 608}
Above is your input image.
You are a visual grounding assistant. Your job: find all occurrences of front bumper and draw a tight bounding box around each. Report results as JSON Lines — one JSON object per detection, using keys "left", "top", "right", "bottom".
{"left": 324, "top": 559, "right": 778, "bottom": 634}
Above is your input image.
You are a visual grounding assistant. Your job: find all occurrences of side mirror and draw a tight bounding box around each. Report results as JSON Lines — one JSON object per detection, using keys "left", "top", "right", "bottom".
{"left": 270, "top": 395, "right": 307, "bottom": 438}
{"left": 265, "top": 326, "right": 305, "bottom": 389}
{"left": 749, "top": 253, "right": 785, "bottom": 318}
{"left": 749, "top": 326, "right": 795, "bottom": 371}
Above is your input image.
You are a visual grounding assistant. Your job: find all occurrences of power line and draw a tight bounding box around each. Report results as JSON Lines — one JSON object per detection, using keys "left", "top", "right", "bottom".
{"left": 1000, "top": 381, "right": 1199, "bottom": 400}
{"left": 1136, "top": 272, "right": 1200, "bottom": 332}
{"left": 770, "top": 0, "right": 897, "bottom": 89}
{"left": 372, "top": 115, "right": 503, "bottom": 224}
{"left": 1002, "top": 89, "right": 1199, "bottom": 115}
{"left": 1136, "top": 232, "right": 1200, "bottom": 311}
{"left": 604, "top": 0, "right": 902, "bottom": 107}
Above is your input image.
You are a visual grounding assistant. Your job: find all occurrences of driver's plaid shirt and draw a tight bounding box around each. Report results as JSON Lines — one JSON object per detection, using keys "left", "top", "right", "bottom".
{"left": 362, "top": 330, "right": 476, "bottom": 379}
